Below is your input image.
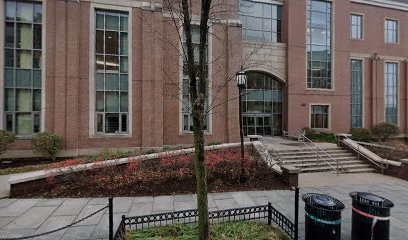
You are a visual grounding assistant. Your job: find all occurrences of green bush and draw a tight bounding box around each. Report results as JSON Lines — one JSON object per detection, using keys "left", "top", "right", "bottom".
{"left": 32, "top": 132, "right": 63, "bottom": 160}
{"left": 372, "top": 122, "right": 399, "bottom": 141}
{"left": 303, "top": 128, "right": 336, "bottom": 143}
{"left": 0, "top": 130, "right": 16, "bottom": 156}
{"left": 349, "top": 128, "right": 373, "bottom": 142}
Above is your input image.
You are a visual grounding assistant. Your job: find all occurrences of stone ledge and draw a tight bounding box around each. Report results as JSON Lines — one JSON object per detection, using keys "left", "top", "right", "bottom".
{"left": 281, "top": 165, "right": 301, "bottom": 174}
{"left": 400, "top": 159, "right": 408, "bottom": 165}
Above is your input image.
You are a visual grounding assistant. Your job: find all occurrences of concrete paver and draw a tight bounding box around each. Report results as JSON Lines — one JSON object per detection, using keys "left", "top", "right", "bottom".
{"left": 0, "top": 172, "right": 406, "bottom": 240}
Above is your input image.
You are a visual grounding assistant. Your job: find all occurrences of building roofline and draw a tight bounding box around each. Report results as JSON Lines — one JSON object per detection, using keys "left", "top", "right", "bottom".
{"left": 352, "top": 0, "right": 408, "bottom": 12}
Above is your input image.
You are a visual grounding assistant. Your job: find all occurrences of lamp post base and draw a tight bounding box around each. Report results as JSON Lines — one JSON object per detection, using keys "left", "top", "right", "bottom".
{"left": 240, "top": 174, "right": 248, "bottom": 185}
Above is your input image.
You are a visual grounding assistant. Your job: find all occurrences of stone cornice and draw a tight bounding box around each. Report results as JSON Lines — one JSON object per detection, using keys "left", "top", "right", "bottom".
{"left": 351, "top": 0, "right": 408, "bottom": 12}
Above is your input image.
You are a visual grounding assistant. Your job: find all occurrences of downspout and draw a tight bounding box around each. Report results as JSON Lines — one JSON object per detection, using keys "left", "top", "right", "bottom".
{"left": 371, "top": 53, "right": 380, "bottom": 126}
{"left": 406, "top": 59, "right": 408, "bottom": 136}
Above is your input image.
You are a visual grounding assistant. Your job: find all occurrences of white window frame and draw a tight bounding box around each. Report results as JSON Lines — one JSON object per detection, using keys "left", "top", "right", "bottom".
{"left": 0, "top": 0, "right": 46, "bottom": 137}
{"left": 309, "top": 104, "right": 331, "bottom": 130}
{"left": 89, "top": 3, "right": 132, "bottom": 137}
{"left": 350, "top": 14, "right": 363, "bottom": 40}
{"left": 179, "top": 22, "right": 213, "bottom": 135}
{"left": 384, "top": 18, "right": 398, "bottom": 44}
{"left": 350, "top": 58, "right": 364, "bottom": 129}
{"left": 384, "top": 61, "right": 399, "bottom": 126}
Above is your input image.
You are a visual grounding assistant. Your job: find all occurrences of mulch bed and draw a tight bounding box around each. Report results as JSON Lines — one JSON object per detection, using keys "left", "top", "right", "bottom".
{"left": 17, "top": 146, "right": 289, "bottom": 198}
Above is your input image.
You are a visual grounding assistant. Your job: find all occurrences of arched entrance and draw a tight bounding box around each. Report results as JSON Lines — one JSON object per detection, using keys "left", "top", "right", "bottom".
{"left": 242, "top": 72, "right": 284, "bottom": 136}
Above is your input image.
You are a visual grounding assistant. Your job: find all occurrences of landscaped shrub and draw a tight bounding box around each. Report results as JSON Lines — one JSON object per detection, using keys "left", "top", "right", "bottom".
{"left": 0, "top": 130, "right": 16, "bottom": 156}
{"left": 303, "top": 128, "right": 336, "bottom": 143}
{"left": 372, "top": 122, "right": 399, "bottom": 141}
{"left": 32, "top": 132, "right": 63, "bottom": 160}
{"left": 349, "top": 128, "right": 373, "bottom": 142}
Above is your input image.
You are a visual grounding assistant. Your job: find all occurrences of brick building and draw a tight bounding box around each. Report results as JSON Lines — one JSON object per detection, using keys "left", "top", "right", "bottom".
{"left": 1, "top": 0, "right": 408, "bottom": 157}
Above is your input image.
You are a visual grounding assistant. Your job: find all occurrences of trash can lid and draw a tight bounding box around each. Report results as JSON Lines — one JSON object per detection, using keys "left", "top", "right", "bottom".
{"left": 349, "top": 192, "right": 394, "bottom": 208}
{"left": 302, "top": 193, "right": 345, "bottom": 211}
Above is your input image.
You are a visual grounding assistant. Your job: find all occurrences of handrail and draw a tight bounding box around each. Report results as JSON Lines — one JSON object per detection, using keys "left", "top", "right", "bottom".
{"left": 248, "top": 135, "right": 282, "bottom": 166}
{"left": 301, "top": 133, "right": 343, "bottom": 175}
{"left": 340, "top": 136, "right": 388, "bottom": 172}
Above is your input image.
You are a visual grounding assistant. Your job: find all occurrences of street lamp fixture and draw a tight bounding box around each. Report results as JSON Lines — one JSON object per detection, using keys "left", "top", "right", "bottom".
{"left": 236, "top": 71, "right": 248, "bottom": 185}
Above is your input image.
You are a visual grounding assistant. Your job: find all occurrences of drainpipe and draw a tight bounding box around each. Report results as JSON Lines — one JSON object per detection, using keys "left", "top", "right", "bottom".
{"left": 405, "top": 59, "right": 408, "bottom": 136}
{"left": 371, "top": 53, "right": 380, "bottom": 127}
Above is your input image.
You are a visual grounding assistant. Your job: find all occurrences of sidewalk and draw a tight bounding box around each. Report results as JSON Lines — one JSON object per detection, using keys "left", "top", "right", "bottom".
{"left": 0, "top": 173, "right": 407, "bottom": 240}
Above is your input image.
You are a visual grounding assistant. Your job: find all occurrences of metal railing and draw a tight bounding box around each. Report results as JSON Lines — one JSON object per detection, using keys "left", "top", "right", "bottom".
{"left": 249, "top": 135, "right": 282, "bottom": 166}
{"left": 301, "top": 133, "right": 344, "bottom": 176}
{"left": 115, "top": 188, "right": 300, "bottom": 240}
{"left": 339, "top": 135, "right": 388, "bottom": 173}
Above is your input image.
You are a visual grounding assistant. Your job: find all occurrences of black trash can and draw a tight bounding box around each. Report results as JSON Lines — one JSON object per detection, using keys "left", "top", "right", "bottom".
{"left": 302, "top": 193, "right": 345, "bottom": 240}
{"left": 350, "top": 192, "right": 394, "bottom": 240}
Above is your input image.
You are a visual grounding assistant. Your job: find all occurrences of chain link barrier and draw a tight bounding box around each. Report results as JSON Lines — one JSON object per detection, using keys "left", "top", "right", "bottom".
{"left": 0, "top": 204, "right": 109, "bottom": 240}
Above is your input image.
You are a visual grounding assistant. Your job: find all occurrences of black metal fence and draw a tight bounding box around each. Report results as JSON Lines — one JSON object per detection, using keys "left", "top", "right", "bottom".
{"left": 114, "top": 188, "right": 299, "bottom": 240}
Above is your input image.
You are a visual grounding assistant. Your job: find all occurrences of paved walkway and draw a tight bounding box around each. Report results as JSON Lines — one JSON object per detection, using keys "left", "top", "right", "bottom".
{"left": 0, "top": 173, "right": 407, "bottom": 240}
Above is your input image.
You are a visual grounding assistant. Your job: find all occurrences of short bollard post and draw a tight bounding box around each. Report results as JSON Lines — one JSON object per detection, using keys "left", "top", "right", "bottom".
{"left": 295, "top": 187, "right": 299, "bottom": 240}
{"left": 109, "top": 197, "right": 113, "bottom": 240}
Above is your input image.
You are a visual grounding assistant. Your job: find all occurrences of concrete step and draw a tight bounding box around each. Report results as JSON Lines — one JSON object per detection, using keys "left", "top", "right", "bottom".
{"left": 284, "top": 160, "right": 363, "bottom": 167}
{"left": 299, "top": 163, "right": 372, "bottom": 173}
{"left": 281, "top": 156, "right": 357, "bottom": 163}
{"left": 278, "top": 153, "right": 355, "bottom": 160}
{"left": 276, "top": 148, "right": 343, "bottom": 154}
{"left": 343, "top": 168, "right": 377, "bottom": 173}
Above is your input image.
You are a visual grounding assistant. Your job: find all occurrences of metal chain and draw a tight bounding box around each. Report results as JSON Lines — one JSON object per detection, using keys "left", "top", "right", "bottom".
{"left": 0, "top": 205, "right": 109, "bottom": 240}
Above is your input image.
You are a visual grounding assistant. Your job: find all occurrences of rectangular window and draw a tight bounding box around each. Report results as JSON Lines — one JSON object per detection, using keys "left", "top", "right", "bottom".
{"left": 385, "top": 19, "right": 398, "bottom": 43}
{"left": 307, "top": 0, "right": 332, "bottom": 89}
{"left": 385, "top": 63, "right": 398, "bottom": 125}
{"left": 181, "top": 26, "right": 209, "bottom": 132}
{"left": 350, "top": 14, "right": 363, "bottom": 39}
{"left": 239, "top": 0, "right": 282, "bottom": 42}
{"left": 311, "top": 105, "right": 329, "bottom": 129}
{"left": 4, "top": 1, "right": 42, "bottom": 135}
{"left": 350, "top": 59, "right": 363, "bottom": 128}
{"left": 94, "top": 10, "right": 129, "bottom": 134}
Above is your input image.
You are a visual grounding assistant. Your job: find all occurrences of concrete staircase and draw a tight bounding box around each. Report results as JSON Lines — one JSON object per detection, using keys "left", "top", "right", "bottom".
{"left": 273, "top": 147, "right": 376, "bottom": 173}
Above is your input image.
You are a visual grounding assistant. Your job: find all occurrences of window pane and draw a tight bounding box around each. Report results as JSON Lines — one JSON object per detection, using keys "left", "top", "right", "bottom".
{"left": 96, "top": 55, "right": 104, "bottom": 71}
{"left": 97, "top": 114, "right": 103, "bottom": 132}
{"left": 16, "top": 113, "right": 32, "bottom": 135}
{"left": 105, "top": 91, "right": 119, "bottom": 112}
{"left": 121, "top": 114, "right": 127, "bottom": 132}
{"left": 96, "top": 13, "right": 104, "bottom": 29}
{"left": 16, "top": 24, "right": 32, "bottom": 49}
{"left": 33, "top": 25, "right": 42, "bottom": 49}
{"left": 33, "top": 89, "right": 41, "bottom": 111}
{"left": 105, "top": 113, "right": 119, "bottom": 133}
{"left": 105, "top": 14, "right": 119, "bottom": 30}
{"left": 16, "top": 2, "right": 33, "bottom": 22}
{"left": 6, "top": 23, "right": 15, "bottom": 48}
{"left": 16, "top": 50, "right": 32, "bottom": 68}
{"left": 105, "top": 55, "right": 119, "bottom": 71}
{"left": 120, "top": 57, "right": 128, "bottom": 73}
{"left": 6, "top": 114, "right": 13, "bottom": 131}
{"left": 33, "top": 4, "right": 42, "bottom": 23}
{"left": 105, "top": 74, "right": 119, "bottom": 90}
{"left": 96, "top": 73, "right": 104, "bottom": 90}
{"left": 5, "top": 89, "right": 14, "bottom": 111}
{"left": 15, "top": 69, "right": 31, "bottom": 87}
{"left": 33, "top": 114, "right": 40, "bottom": 133}
{"left": 105, "top": 31, "right": 119, "bottom": 54}
{"left": 120, "top": 16, "right": 128, "bottom": 31}
{"left": 5, "top": 69, "right": 14, "bottom": 87}
{"left": 96, "top": 30, "right": 104, "bottom": 54}
{"left": 120, "top": 32, "right": 128, "bottom": 55}
{"left": 120, "top": 92, "right": 128, "bottom": 112}
{"left": 5, "top": 49, "right": 14, "bottom": 67}
{"left": 16, "top": 89, "right": 31, "bottom": 112}
{"left": 120, "top": 74, "right": 128, "bottom": 90}
{"left": 33, "top": 51, "right": 41, "bottom": 69}
{"left": 96, "top": 91, "right": 104, "bottom": 112}
{"left": 6, "top": 1, "right": 16, "bottom": 20}
{"left": 33, "top": 70, "right": 41, "bottom": 88}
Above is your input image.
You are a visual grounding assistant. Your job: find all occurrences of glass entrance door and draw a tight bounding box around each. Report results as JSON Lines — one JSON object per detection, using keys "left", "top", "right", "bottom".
{"left": 242, "top": 72, "right": 284, "bottom": 136}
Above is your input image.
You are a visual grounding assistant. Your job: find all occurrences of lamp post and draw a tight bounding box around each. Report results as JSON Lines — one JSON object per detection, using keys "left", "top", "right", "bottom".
{"left": 236, "top": 71, "right": 248, "bottom": 185}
